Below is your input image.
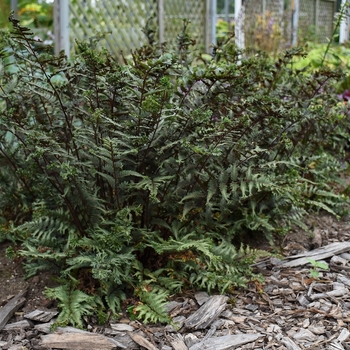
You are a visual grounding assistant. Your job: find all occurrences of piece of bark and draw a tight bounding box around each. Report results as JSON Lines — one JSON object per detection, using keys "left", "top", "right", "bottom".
{"left": 194, "top": 292, "right": 209, "bottom": 306}
{"left": 184, "top": 295, "right": 228, "bottom": 330}
{"left": 34, "top": 321, "right": 55, "bottom": 334}
{"left": 127, "top": 331, "right": 158, "bottom": 350}
{"left": 281, "top": 242, "right": 350, "bottom": 267}
{"left": 39, "top": 332, "right": 124, "bottom": 350}
{"left": 165, "top": 301, "right": 183, "bottom": 313}
{"left": 337, "top": 328, "right": 350, "bottom": 342}
{"left": 328, "top": 343, "right": 345, "bottom": 350}
{"left": 0, "top": 289, "right": 27, "bottom": 331}
{"left": 167, "top": 333, "right": 188, "bottom": 350}
{"left": 3, "top": 319, "right": 32, "bottom": 331}
{"left": 277, "top": 335, "right": 301, "bottom": 350}
{"left": 110, "top": 323, "right": 135, "bottom": 332}
{"left": 292, "top": 328, "right": 317, "bottom": 342}
{"left": 330, "top": 255, "right": 348, "bottom": 267}
{"left": 24, "top": 309, "right": 58, "bottom": 322}
{"left": 34, "top": 323, "right": 93, "bottom": 334}
{"left": 310, "top": 287, "right": 348, "bottom": 300}
{"left": 184, "top": 334, "right": 199, "bottom": 348}
{"left": 189, "top": 333, "right": 263, "bottom": 350}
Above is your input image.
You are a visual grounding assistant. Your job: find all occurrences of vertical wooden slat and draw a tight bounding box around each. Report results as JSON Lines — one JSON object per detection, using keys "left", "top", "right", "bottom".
{"left": 339, "top": 0, "right": 349, "bottom": 43}
{"left": 235, "top": 0, "right": 244, "bottom": 49}
{"left": 158, "top": 0, "right": 164, "bottom": 44}
{"left": 54, "top": 0, "right": 70, "bottom": 58}
{"left": 210, "top": 0, "right": 217, "bottom": 48}
{"left": 204, "top": 0, "right": 211, "bottom": 53}
{"left": 10, "top": 0, "right": 18, "bottom": 17}
{"left": 292, "top": 0, "right": 299, "bottom": 46}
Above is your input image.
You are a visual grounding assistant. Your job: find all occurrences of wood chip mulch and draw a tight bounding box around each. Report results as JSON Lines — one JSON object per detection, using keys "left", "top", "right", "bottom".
{"left": 2, "top": 216, "right": 350, "bottom": 349}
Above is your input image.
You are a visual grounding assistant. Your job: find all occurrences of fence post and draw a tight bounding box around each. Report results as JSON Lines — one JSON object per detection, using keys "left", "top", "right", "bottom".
{"left": 10, "top": 0, "right": 18, "bottom": 17}
{"left": 339, "top": 0, "right": 349, "bottom": 43}
{"left": 292, "top": 0, "right": 299, "bottom": 46}
{"left": 210, "top": 0, "right": 217, "bottom": 49}
{"left": 235, "top": 0, "right": 244, "bottom": 49}
{"left": 158, "top": 0, "right": 164, "bottom": 44}
{"left": 54, "top": 0, "right": 70, "bottom": 58}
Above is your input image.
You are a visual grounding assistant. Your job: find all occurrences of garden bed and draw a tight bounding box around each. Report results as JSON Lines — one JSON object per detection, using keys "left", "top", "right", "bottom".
{"left": 1, "top": 213, "right": 350, "bottom": 349}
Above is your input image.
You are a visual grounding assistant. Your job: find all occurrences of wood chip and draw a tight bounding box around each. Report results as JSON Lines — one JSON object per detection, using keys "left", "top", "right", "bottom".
{"left": 194, "top": 291, "right": 209, "bottom": 306}
{"left": 184, "top": 333, "right": 199, "bottom": 348}
{"left": 292, "top": 328, "right": 317, "bottom": 342}
{"left": 0, "top": 289, "right": 27, "bottom": 331}
{"left": 189, "top": 333, "right": 263, "bottom": 350}
{"left": 309, "top": 287, "right": 348, "bottom": 300}
{"left": 127, "top": 331, "right": 158, "bottom": 350}
{"left": 337, "top": 328, "right": 350, "bottom": 342}
{"left": 167, "top": 333, "right": 188, "bottom": 350}
{"left": 3, "top": 319, "right": 32, "bottom": 331}
{"left": 185, "top": 295, "right": 228, "bottom": 330}
{"left": 110, "top": 323, "right": 135, "bottom": 332}
{"left": 277, "top": 335, "right": 301, "bottom": 350}
{"left": 24, "top": 309, "right": 58, "bottom": 322}
{"left": 281, "top": 242, "right": 350, "bottom": 267}
{"left": 39, "top": 332, "right": 122, "bottom": 350}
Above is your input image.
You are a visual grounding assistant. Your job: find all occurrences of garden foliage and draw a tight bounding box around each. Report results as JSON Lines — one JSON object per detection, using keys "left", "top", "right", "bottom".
{"left": 0, "top": 16, "right": 349, "bottom": 326}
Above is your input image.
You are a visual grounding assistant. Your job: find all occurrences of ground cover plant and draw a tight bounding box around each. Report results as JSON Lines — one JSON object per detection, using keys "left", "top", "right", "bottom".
{"left": 0, "top": 16, "right": 350, "bottom": 327}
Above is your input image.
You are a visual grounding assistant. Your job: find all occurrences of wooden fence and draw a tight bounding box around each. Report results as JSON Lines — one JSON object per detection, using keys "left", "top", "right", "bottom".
{"left": 54, "top": 0, "right": 211, "bottom": 60}
{"left": 10, "top": 0, "right": 347, "bottom": 59}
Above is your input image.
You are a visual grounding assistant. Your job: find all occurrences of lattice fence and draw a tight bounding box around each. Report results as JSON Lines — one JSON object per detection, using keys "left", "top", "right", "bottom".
{"left": 162, "top": 0, "right": 208, "bottom": 52}
{"left": 242, "top": 0, "right": 336, "bottom": 52}
{"left": 69, "top": 0, "right": 209, "bottom": 61}
{"left": 69, "top": 0, "right": 157, "bottom": 59}
{"left": 298, "top": 0, "right": 336, "bottom": 43}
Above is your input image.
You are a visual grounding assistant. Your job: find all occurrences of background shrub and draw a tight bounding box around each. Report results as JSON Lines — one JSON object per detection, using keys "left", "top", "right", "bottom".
{"left": 0, "top": 17, "right": 349, "bottom": 326}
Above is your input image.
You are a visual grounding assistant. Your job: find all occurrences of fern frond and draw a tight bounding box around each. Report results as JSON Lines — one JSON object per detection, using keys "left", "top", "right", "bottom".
{"left": 135, "top": 290, "right": 171, "bottom": 324}
{"left": 44, "top": 284, "right": 99, "bottom": 328}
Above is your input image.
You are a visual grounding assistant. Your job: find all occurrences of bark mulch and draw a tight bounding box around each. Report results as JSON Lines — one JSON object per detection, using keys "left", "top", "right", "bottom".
{"left": 1, "top": 213, "right": 350, "bottom": 350}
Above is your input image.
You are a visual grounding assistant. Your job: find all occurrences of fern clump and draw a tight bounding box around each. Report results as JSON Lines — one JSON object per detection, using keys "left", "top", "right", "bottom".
{"left": 0, "top": 17, "right": 349, "bottom": 326}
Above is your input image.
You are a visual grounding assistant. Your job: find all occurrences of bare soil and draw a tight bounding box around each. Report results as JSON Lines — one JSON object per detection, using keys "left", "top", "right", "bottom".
{"left": 0, "top": 243, "right": 56, "bottom": 313}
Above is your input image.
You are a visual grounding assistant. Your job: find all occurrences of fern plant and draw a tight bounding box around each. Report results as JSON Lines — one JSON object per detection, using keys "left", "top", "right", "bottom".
{"left": 0, "top": 16, "right": 349, "bottom": 327}
{"left": 44, "top": 282, "right": 103, "bottom": 329}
